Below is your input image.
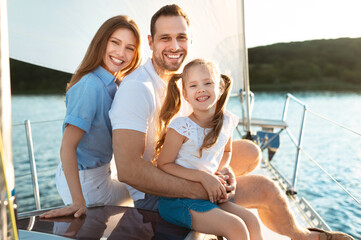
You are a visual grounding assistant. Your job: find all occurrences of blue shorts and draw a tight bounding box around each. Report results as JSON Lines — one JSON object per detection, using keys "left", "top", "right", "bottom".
{"left": 158, "top": 197, "right": 219, "bottom": 229}
{"left": 134, "top": 194, "right": 159, "bottom": 211}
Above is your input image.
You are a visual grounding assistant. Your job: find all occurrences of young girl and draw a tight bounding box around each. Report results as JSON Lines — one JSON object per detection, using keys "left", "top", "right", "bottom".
{"left": 154, "top": 59, "right": 263, "bottom": 240}
{"left": 40, "top": 15, "right": 141, "bottom": 219}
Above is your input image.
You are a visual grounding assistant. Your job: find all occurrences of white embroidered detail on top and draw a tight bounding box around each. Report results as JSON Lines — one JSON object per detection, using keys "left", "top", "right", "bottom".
{"left": 168, "top": 111, "right": 239, "bottom": 149}
{"left": 169, "top": 117, "right": 195, "bottom": 138}
{"left": 168, "top": 117, "right": 210, "bottom": 147}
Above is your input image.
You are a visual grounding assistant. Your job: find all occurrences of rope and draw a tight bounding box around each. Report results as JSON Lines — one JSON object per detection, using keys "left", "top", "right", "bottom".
{"left": 284, "top": 126, "right": 361, "bottom": 206}
{"left": 12, "top": 119, "right": 63, "bottom": 127}
{"left": 307, "top": 109, "right": 361, "bottom": 137}
{"left": 300, "top": 148, "right": 361, "bottom": 206}
{"left": 282, "top": 131, "right": 361, "bottom": 207}
{"left": 0, "top": 131, "right": 19, "bottom": 240}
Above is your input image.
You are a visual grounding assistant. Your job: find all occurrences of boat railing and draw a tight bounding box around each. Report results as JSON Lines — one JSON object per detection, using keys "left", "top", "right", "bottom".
{"left": 241, "top": 92, "right": 361, "bottom": 210}
{"left": 282, "top": 93, "right": 360, "bottom": 206}
{"left": 24, "top": 120, "right": 41, "bottom": 210}
{"left": 12, "top": 119, "right": 63, "bottom": 213}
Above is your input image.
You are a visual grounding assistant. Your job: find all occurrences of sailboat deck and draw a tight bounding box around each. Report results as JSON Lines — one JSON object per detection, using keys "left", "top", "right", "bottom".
{"left": 17, "top": 159, "right": 317, "bottom": 240}
{"left": 15, "top": 130, "right": 329, "bottom": 240}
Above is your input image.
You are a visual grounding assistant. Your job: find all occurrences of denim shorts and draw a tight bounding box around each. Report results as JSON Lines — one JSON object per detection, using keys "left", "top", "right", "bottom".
{"left": 158, "top": 197, "right": 219, "bottom": 229}
{"left": 134, "top": 194, "right": 159, "bottom": 211}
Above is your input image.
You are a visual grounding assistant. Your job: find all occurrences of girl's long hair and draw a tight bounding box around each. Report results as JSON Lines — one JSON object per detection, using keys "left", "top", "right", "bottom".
{"left": 66, "top": 15, "right": 141, "bottom": 93}
{"left": 154, "top": 73, "right": 183, "bottom": 162}
{"left": 199, "top": 73, "right": 231, "bottom": 154}
{"left": 154, "top": 59, "right": 232, "bottom": 163}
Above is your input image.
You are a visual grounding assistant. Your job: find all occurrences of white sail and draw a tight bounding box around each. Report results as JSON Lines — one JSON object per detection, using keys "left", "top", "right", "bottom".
{"left": 7, "top": 0, "right": 245, "bottom": 93}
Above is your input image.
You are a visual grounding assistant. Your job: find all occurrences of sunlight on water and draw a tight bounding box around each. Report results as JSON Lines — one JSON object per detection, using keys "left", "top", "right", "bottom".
{"left": 12, "top": 92, "right": 361, "bottom": 238}
{"left": 228, "top": 92, "right": 361, "bottom": 238}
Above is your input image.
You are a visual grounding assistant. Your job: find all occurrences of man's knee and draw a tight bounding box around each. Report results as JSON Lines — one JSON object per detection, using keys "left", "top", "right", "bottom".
{"left": 236, "top": 175, "right": 287, "bottom": 210}
{"left": 230, "top": 139, "right": 262, "bottom": 176}
{"left": 252, "top": 175, "right": 288, "bottom": 209}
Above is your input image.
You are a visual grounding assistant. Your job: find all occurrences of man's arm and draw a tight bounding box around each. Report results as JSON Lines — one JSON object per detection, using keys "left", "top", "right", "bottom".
{"left": 113, "top": 129, "right": 208, "bottom": 199}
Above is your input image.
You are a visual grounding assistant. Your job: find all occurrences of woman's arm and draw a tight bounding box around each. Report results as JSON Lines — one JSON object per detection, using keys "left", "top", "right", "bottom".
{"left": 157, "top": 129, "right": 226, "bottom": 203}
{"left": 40, "top": 124, "right": 86, "bottom": 218}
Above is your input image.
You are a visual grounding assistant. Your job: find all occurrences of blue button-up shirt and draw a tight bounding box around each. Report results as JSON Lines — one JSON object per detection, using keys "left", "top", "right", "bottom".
{"left": 64, "top": 66, "right": 117, "bottom": 170}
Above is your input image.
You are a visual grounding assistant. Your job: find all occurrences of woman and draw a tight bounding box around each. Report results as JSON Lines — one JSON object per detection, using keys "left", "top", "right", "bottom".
{"left": 40, "top": 15, "right": 141, "bottom": 218}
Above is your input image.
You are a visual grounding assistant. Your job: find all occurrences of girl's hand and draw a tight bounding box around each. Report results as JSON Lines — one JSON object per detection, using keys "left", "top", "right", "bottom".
{"left": 215, "top": 172, "right": 229, "bottom": 185}
{"left": 200, "top": 172, "right": 227, "bottom": 203}
{"left": 216, "top": 167, "right": 237, "bottom": 203}
{"left": 40, "top": 202, "right": 87, "bottom": 218}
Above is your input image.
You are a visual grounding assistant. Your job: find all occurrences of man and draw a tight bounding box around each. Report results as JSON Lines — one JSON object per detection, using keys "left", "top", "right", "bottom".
{"left": 110, "top": 4, "right": 354, "bottom": 240}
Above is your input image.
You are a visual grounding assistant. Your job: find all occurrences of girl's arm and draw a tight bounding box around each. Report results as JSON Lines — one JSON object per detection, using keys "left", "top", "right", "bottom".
{"left": 217, "top": 137, "right": 232, "bottom": 171}
{"left": 157, "top": 129, "right": 226, "bottom": 203}
{"left": 40, "top": 124, "right": 86, "bottom": 218}
{"left": 216, "top": 137, "right": 237, "bottom": 203}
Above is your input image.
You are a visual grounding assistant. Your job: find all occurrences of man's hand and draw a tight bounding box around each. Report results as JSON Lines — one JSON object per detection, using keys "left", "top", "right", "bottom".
{"left": 215, "top": 166, "right": 236, "bottom": 203}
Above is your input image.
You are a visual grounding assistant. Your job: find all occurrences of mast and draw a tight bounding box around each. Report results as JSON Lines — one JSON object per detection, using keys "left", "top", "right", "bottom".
{"left": 0, "top": 0, "right": 18, "bottom": 238}
{"left": 236, "top": 0, "right": 252, "bottom": 137}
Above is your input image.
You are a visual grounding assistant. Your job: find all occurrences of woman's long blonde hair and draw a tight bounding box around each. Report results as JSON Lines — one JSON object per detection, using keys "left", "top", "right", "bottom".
{"left": 66, "top": 15, "right": 141, "bottom": 92}
{"left": 154, "top": 59, "right": 232, "bottom": 163}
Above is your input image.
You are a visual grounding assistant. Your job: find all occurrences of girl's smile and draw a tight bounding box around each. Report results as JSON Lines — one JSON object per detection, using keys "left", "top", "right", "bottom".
{"left": 183, "top": 64, "right": 223, "bottom": 113}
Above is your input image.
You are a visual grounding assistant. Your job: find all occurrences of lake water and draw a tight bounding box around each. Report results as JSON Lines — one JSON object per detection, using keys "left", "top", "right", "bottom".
{"left": 11, "top": 92, "right": 361, "bottom": 239}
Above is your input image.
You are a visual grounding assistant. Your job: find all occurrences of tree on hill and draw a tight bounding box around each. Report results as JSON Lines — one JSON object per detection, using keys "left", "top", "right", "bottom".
{"left": 248, "top": 37, "right": 361, "bottom": 91}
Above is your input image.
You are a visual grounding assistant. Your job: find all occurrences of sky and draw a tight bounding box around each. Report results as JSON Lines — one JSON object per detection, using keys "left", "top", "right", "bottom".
{"left": 244, "top": 0, "right": 361, "bottom": 47}
{"left": 7, "top": 0, "right": 361, "bottom": 73}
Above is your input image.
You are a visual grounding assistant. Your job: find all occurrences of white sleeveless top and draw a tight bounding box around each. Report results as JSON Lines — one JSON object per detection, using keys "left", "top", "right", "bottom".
{"left": 168, "top": 111, "right": 239, "bottom": 174}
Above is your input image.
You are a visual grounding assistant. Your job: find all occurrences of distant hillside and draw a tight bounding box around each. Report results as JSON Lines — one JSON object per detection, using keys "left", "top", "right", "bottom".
{"left": 10, "top": 37, "right": 361, "bottom": 94}
{"left": 248, "top": 37, "right": 361, "bottom": 91}
{"left": 10, "top": 59, "right": 71, "bottom": 94}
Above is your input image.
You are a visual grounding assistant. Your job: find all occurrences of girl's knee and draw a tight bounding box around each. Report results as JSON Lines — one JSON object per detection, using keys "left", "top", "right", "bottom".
{"left": 244, "top": 211, "right": 263, "bottom": 239}
{"left": 223, "top": 217, "right": 250, "bottom": 240}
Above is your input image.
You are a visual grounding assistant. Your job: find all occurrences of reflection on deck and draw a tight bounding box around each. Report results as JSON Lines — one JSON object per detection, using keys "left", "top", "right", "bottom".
{"left": 17, "top": 206, "right": 191, "bottom": 240}
{"left": 17, "top": 161, "right": 319, "bottom": 240}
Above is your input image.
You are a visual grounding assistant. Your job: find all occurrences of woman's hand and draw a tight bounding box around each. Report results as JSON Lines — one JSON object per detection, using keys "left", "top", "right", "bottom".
{"left": 199, "top": 171, "right": 227, "bottom": 203}
{"left": 40, "top": 202, "right": 86, "bottom": 219}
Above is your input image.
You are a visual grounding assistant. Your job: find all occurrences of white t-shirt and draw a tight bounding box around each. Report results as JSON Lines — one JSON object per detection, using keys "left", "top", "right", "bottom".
{"left": 168, "top": 111, "right": 239, "bottom": 174}
{"left": 109, "top": 58, "right": 191, "bottom": 201}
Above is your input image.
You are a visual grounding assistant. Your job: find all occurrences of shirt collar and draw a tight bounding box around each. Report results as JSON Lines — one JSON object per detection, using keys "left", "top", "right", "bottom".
{"left": 144, "top": 58, "right": 166, "bottom": 90}
{"left": 93, "top": 66, "right": 115, "bottom": 87}
{"left": 93, "top": 66, "right": 117, "bottom": 99}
